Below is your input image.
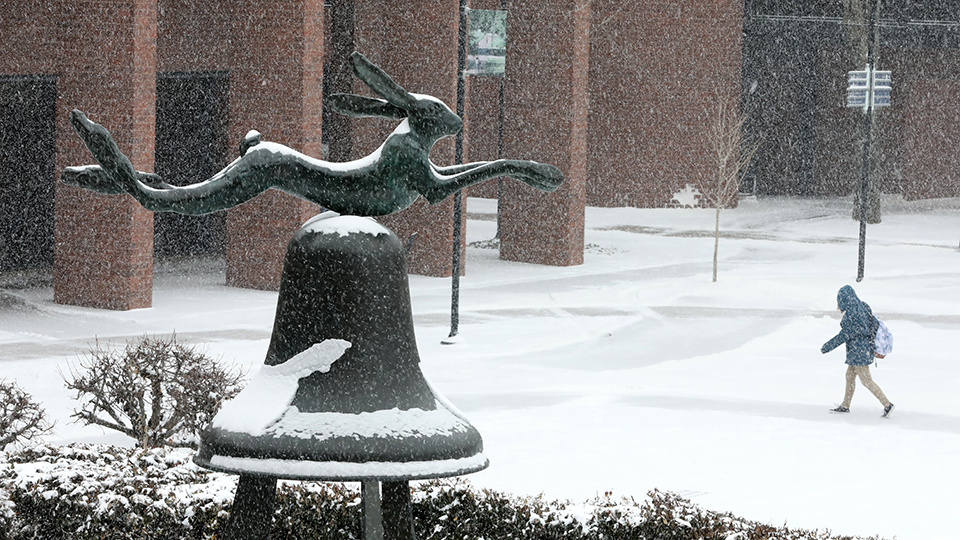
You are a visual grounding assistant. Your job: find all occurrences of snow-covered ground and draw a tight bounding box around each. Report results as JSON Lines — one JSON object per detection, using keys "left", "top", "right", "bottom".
{"left": 3, "top": 195, "right": 960, "bottom": 539}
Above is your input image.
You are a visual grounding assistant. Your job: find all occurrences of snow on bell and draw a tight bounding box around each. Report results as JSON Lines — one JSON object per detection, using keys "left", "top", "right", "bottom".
{"left": 194, "top": 213, "right": 488, "bottom": 481}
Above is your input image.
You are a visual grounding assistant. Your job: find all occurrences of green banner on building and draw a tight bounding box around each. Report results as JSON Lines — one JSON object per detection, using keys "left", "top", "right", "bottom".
{"left": 467, "top": 9, "right": 506, "bottom": 76}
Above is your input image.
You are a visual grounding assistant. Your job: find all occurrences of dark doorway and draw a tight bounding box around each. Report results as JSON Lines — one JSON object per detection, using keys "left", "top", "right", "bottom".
{"left": 0, "top": 75, "right": 56, "bottom": 272}
{"left": 155, "top": 71, "right": 229, "bottom": 257}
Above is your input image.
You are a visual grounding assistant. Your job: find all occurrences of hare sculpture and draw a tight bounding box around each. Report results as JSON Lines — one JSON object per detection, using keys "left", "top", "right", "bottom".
{"left": 62, "top": 51, "right": 563, "bottom": 217}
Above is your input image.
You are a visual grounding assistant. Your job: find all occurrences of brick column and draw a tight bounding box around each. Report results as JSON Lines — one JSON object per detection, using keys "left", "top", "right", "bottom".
{"left": 499, "top": 0, "right": 587, "bottom": 266}
{"left": 902, "top": 78, "right": 960, "bottom": 200}
{"left": 54, "top": 0, "right": 157, "bottom": 310}
{"left": 225, "top": 1, "right": 323, "bottom": 290}
{"left": 351, "top": 0, "right": 463, "bottom": 277}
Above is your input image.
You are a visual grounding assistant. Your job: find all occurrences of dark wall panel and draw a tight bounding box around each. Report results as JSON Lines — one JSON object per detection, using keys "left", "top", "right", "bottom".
{"left": 0, "top": 76, "right": 56, "bottom": 271}
{"left": 154, "top": 71, "right": 229, "bottom": 257}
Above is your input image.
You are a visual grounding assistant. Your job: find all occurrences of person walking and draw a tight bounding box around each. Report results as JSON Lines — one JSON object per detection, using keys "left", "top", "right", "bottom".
{"left": 821, "top": 285, "right": 894, "bottom": 418}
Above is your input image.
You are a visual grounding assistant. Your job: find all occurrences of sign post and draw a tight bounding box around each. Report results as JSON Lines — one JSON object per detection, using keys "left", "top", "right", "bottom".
{"left": 448, "top": 6, "right": 508, "bottom": 343}
{"left": 846, "top": 37, "right": 891, "bottom": 281}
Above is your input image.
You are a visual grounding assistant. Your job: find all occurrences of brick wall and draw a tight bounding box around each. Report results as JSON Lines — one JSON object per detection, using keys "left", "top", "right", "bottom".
{"left": 469, "top": 1, "right": 745, "bottom": 210}
{"left": 1, "top": 0, "right": 767, "bottom": 309}
{"left": 154, "top": 1, "right": 323, "bottom": 291}
{"left": 896, "top": 50, "right": 960, "bottom": 200}
{"left": 0, "top": 1, "right": 59, "bottom": 75}
{"left": 3, "top": 0, "right": 157, "bottom": 309}
{"left": 587, "top": 1, "right": 744, "bottom": 208}
{"left": 463, "top": 76, "right": 502, "bottom": 200}
{"left": 157, "top": 0, "right": 232, "bottom": 72}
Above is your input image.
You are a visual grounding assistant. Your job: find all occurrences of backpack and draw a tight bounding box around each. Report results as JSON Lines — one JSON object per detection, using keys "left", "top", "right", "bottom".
{"left": 874, "top": 317, "right": 893, "bottom": 358}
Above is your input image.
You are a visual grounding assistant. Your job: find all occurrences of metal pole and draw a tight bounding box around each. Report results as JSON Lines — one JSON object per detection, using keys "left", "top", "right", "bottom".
{"left": 495, "top": 0, "right": 506, "bottom": 239}
{"left": 856, "top": 65, "right": 871, "bottom": 283}
{"left": 361, "top": 480, "right": 384, "bottom": 540}
{"left": 449, "top": 0, "right": 468, "bottom": 340}
{"left": 856, "top": 0, "right": 879, "bottom": 283}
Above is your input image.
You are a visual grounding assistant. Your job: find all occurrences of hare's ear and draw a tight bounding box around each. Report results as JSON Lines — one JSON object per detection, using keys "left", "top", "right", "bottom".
{"left": 329, "top": 94, "right": 407, "bottom": 119}
{"left": 350, "top": 51, "right": 416, "bottom": 109}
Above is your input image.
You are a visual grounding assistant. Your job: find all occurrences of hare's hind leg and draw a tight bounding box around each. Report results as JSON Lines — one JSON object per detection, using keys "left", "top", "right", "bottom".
{"left": 68, "top": 110, "right": 141, "bottom": 193}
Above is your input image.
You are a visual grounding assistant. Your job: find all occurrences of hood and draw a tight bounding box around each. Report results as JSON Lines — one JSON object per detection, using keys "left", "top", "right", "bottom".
{"left": 837, "top": 285, "right": 860, "bottom": 312}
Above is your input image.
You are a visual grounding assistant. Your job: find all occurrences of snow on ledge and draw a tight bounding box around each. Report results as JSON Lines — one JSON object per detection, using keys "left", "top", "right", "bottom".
{"left": 207, "top": 452, "right": 489, "bottom": 481}
{"left": 213, "top": 339, "right": 351, "bottom": 436}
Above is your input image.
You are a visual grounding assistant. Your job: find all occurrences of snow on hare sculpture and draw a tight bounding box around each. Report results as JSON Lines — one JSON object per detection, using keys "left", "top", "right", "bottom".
{"left": 62, "top": 51, "right": 563, "bottom": 217}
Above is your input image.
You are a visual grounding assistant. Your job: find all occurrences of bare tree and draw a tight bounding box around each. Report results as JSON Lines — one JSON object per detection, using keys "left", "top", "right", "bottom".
{"left": 0, "top": 380, "right": 54, "bottom": 450}
{"left": 702, "top": 94, "right": 760, "bottom": 283}
{"left": 63, "top": 334, "right": 246, "bottom": 448}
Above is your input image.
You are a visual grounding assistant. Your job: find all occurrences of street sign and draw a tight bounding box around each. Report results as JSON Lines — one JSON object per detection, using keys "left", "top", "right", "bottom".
{"left": 848, "top": 70, "right": 869, "bottom": 87}
{"left": 873, "top": 86, "right": 891, "bottom": 107}
{"left": 846, "top": 87, "right": 868, "bottom": 108}
{"left": 872, "top": 70, "right": 892, "bottom": 107}
{"left": 847, "top": 66, "right": 891, "bottom": 110}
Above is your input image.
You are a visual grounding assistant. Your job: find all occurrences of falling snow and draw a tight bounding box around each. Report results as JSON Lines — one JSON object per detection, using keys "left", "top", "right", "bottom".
{"left": 2, "top": 195, "right": 960, "bottom": 539}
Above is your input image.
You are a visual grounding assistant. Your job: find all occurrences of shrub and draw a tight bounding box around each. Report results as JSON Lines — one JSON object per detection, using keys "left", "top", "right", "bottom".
{"left": 412, "top": 478, "right": 585, "bottom": 539}
{"left": 0, "top": 444, "right": 891, "bottom": 540}
{"left": 62, "top": 334, "right": 245, "bottom": 448}
{"left": 270, "top": 483, "right": 361, "bottom": 539}
{"left": 0, "top": 381, "right": 53, "bottom": 451}
{"left": 0, "top": 444, "right": 233, "bottom": 540}
{"left": 588, "top": 489, "right": 877, "bottom": 540}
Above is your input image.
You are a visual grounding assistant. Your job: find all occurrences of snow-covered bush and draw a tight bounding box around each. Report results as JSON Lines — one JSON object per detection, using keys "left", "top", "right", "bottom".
{"left": 0, "top": 444, "right": 889, "bottom": 540}
{"left": 0, "top": 444, "right": 235, "bottom": 539}
{"left": 0, "top": 444, "right": 363, "bottom": 540}
{"left": 412, "top": 478, "right": 584, "bottom": 539}
{"left": 62, "top": 334, "right": 245, "bottom": 448}
{"left": 271, "top": 483, "right": 361, "bottom": 538}
{"left": 0, "top": 381, "right": 53, "bottom": 451}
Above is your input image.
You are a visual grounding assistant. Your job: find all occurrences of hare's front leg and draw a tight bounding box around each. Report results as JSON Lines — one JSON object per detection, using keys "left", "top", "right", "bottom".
{"left": 423, "top": 160, "right": 564, "bottom": 203}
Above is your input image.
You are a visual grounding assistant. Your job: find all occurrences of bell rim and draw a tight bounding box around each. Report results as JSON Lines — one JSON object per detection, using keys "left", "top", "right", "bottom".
{"left": 193, "top": 452, "right": 489, "bottom": 482}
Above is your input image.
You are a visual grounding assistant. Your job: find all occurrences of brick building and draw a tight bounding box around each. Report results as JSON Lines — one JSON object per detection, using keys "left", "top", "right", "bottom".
{"left": 743, "top": 2, "right": 960, "bottom": 199}
{"left": 18, "top": 2, "right": 959, "bottom": 310}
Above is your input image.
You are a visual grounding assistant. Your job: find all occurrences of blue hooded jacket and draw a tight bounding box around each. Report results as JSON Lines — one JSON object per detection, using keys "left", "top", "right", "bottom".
{"left": 821, "top": 285, "right": 877, "bottom": 366}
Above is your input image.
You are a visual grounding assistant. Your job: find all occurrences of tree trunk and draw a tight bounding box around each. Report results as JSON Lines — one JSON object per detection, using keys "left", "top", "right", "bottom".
{"left": 713, "top": 206, "right": 721, "bottom": 282}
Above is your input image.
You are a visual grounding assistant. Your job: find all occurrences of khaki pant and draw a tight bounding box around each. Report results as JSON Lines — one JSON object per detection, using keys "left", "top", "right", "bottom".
{"left": 842, "top": 364, "right": 891, "bottom": 408}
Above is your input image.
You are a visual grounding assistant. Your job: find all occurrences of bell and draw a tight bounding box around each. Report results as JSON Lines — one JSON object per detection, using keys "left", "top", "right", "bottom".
{"left": 194, "top": 212, "right": 488, "bottom": 481}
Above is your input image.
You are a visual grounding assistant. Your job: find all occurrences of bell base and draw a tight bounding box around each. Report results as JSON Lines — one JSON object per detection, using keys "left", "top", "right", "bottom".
{"left": 194, "top": 452, "right": 489, "bottom": 482}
